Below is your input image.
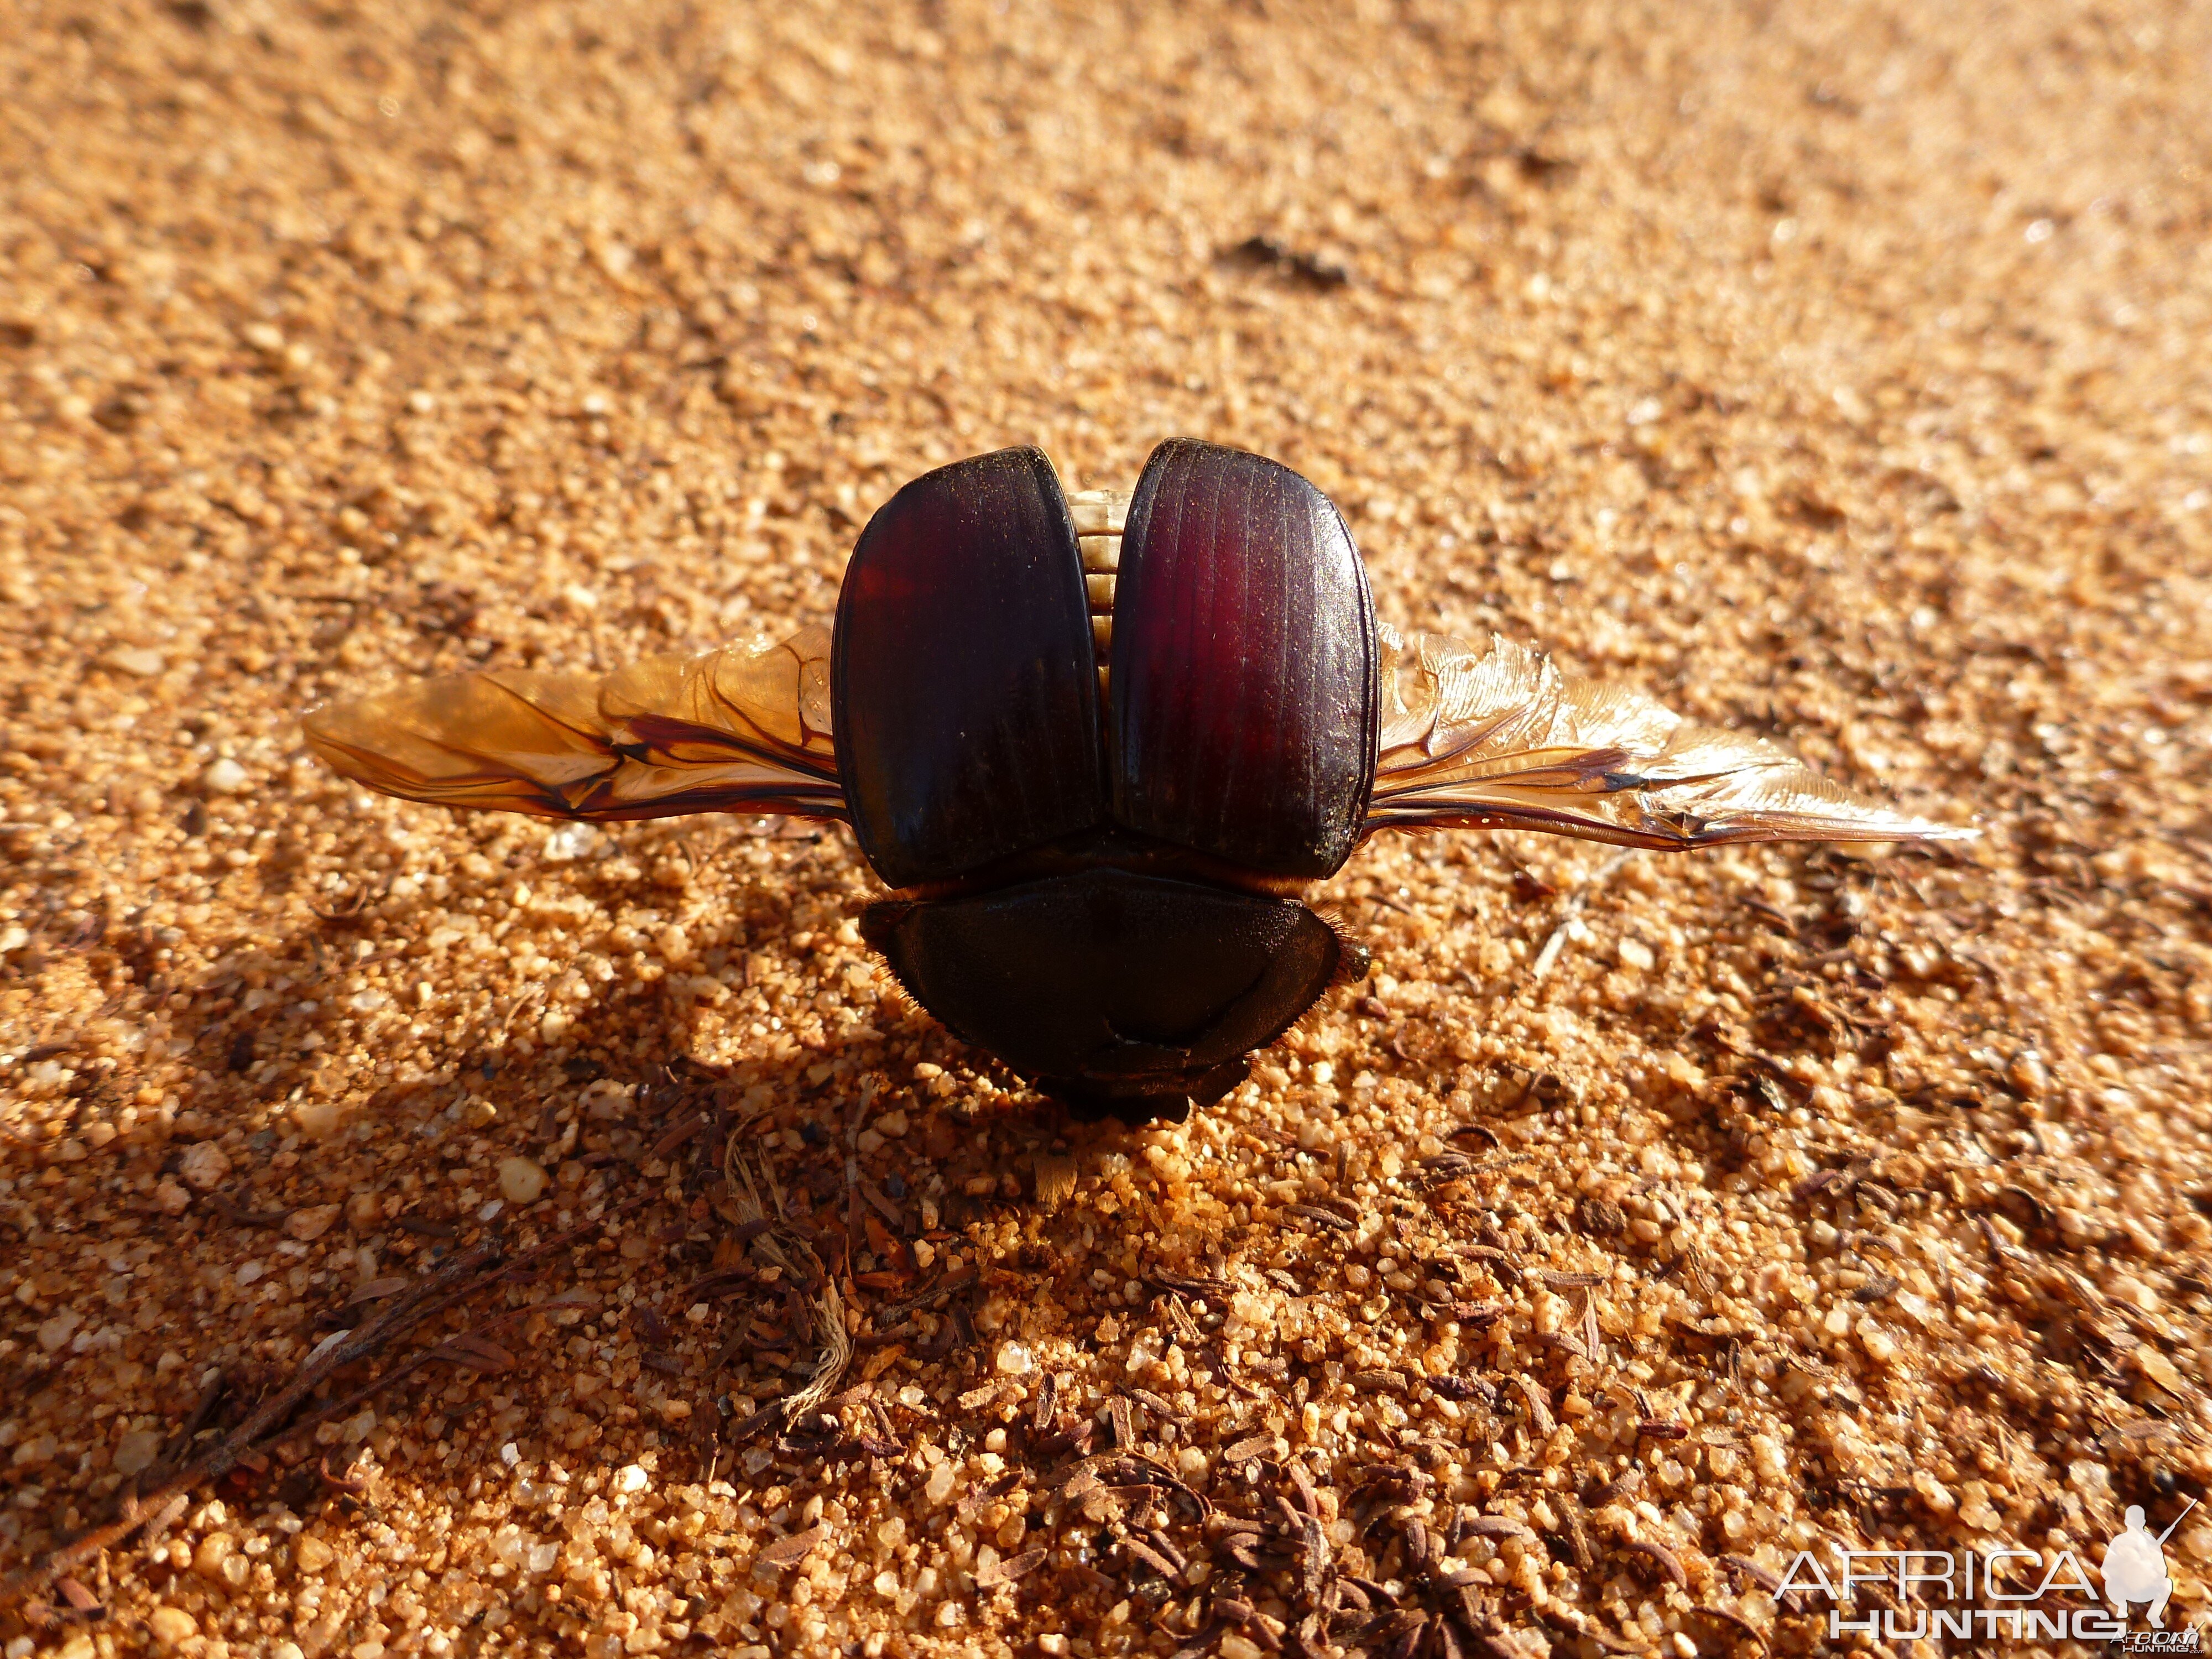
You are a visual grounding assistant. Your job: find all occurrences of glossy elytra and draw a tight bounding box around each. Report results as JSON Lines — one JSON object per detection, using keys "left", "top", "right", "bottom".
{"left": 306, "top": 439, "right": 1971, "bottom": 1123}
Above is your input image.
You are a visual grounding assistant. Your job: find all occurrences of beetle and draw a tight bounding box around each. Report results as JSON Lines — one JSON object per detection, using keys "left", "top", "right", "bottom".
{"left": 305, "top": 439, "right": 1970, "bottom": 1123}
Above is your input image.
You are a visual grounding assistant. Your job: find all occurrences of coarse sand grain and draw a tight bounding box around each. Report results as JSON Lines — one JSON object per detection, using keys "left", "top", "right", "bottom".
{"left": 3, "top": 2, "right": 2211, "bottom": 1656}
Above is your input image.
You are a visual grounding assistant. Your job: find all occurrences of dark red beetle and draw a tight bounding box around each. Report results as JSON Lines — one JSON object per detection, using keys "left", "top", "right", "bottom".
{"left": 306, "top": 439, "right": 1968, "bottom": 1122}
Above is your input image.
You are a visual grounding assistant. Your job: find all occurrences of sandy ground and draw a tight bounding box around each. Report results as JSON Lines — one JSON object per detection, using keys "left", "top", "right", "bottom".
{"left": 4, "top": 1, "right": 2211, "bottom": 1655}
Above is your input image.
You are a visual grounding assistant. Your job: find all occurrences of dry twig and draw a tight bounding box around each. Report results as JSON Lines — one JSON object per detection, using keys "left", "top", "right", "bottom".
{"left": 2, "top": 1240, "right": 498, "bottom": 1607}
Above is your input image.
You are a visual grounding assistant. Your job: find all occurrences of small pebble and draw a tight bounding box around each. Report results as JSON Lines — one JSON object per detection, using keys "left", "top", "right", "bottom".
{"left": 114, "top": 1429, "right": 163, "bottom": 1475}
{"left": 542, "top": 822, "right": 601, "bottom": 863}
{"left": 178, "top": 1141, "right": 232, "bottom": 1192}
{"left": 201, "top": 757, "right": 249, "bottom": 794}
{"left": 498, "top": 1157, "right": 547, "bottom": 1205}
{"left": 1858, "top": 1319, "right": 1898, "bottom": 1364}
{"left": 194, "top": 1532, "right": 234, "bottom": 1579}
{"left": 103, "top": 646, "right": 166, "bottom": 677}
{"left": 285, "top": 1203, "right": 342, "bottom": 1241}
{"left": 148, "top": 1607, "right": 199, "bottom": 1648}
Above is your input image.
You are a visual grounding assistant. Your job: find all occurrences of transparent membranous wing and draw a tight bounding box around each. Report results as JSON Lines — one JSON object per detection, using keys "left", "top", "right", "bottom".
{"left": 303, "top": 625, "right": 846, "bottom": 823}
{"left": 1364, "top": 625, "right": 1973, "bottom": 850}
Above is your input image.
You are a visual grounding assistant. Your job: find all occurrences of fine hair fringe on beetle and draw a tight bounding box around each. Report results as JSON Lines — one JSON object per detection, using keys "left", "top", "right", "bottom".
{"left": 306, "top": 438, "right": 1974, "bottom": 1125}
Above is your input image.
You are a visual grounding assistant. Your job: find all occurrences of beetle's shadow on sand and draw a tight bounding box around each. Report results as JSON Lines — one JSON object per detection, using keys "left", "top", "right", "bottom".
{"left": 57, "top": 821, "right": 1109, "bottom": 1504}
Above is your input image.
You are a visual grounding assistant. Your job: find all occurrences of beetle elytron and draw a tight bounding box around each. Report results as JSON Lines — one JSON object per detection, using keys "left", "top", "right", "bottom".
{"left": 306, "top": 440, "right": 1969, "bottom": 1123}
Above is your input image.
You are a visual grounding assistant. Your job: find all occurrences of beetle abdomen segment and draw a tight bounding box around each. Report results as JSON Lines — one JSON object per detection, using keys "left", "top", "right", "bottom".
{"left": 1070, "top": 487, "right": 1130, "bottom": 706}
{"left": 832, "top": 447, "right": 1105, "bottom": 889}
{"left": 1110, "top": 439, "right": 1380, "bottom": 880}
{"left": 864, "top": 870, "right": 1342, "bottom": 1121}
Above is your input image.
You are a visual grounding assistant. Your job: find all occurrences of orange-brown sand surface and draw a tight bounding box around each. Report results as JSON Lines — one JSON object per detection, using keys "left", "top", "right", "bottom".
{"left": 4, "top": 2, "right": 2211, "bottom": 1655}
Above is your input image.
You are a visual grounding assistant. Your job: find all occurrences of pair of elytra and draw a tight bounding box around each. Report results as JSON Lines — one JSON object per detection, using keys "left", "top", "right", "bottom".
{"left": 307, "top": 439, "right": 1967, "bottom": 1122}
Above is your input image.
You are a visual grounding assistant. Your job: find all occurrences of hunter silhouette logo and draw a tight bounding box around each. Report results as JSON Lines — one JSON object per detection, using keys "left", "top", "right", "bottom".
{"left": 2105, "top": 1499, "right": 2195, "bottom": 1629}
